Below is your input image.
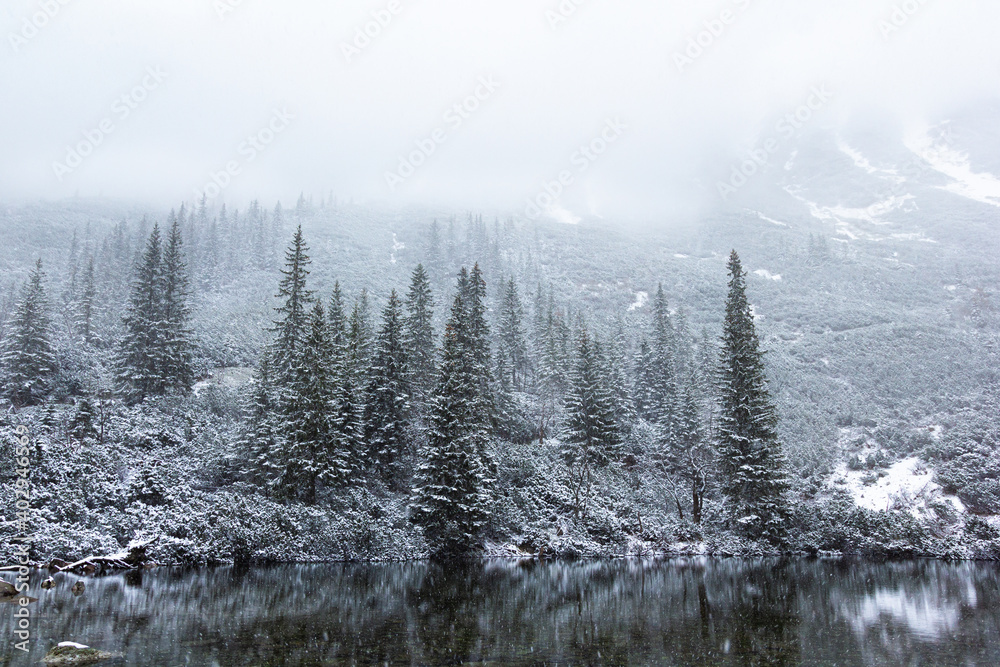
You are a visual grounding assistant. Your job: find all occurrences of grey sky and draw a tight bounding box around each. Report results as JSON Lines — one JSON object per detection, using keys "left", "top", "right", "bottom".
{"left": 2, "top": 0, "right": 998, "bottom": 221}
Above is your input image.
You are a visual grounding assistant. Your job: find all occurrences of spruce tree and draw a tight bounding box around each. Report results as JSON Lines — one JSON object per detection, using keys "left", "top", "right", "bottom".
{"left": 717, "top": 250, "right": 790, "bottom": 543}
{"left": 77, "top": 255, "right": 97, "bottom": 345}
{"left": 365, "top": 290, "right": 411, "bottom": 486}
{"left": 328, "top": 281, "right": 364, "bottom": 483}
{"left": 271, "top": 226, "right": 314, "bottom": 382}
{"left": 411, "top": 268, "right": 493, "bottom": 559}
{"left": 277, "top": 302, "right": 345, "bottom": 502}
{"left": 347, "top": 289, "right": 374, "bottom": 376}
{"left": 1, "top": 260, "right": 57, "bottom": 407}
{"left": 244, "top": 355, "right": 278, "bottom": 491}
{"left": 605, "top": 322, "right": 636, "bottom": 427}
{"left": 497, "top": 277, "right": 528, "bottom": 391}
{"left": 117, "top": 225, "right": 165, "bottom": 400}
{"left": 461, "top": 265, "right": 493, "bottom": 431}
{"left": 161, "top": 216, "right": 195, "bottom": 391}
{"left": 561, "top": 330, "right": 621, "bottom": 467}
{"left": 560, "top": 330, "right": 621, "bottom": 518}
{"left": 664, "top": 371, "right": 713, "bottom": 524}
{"left": 403, "top": 265, "right": 436, "bottom": 412}
{"left": 649, "top": 284, "right": 678, "bottom": 430}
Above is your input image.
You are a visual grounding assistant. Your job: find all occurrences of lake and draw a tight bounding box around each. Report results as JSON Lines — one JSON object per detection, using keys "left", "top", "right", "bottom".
{"left": 2, "top": 559, "right": 999, "bottom": 665}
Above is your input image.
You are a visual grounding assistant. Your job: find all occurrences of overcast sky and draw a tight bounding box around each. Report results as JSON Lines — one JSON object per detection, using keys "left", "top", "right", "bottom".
{"left": 2, "top": 0, "right": 999, "bottom": 221}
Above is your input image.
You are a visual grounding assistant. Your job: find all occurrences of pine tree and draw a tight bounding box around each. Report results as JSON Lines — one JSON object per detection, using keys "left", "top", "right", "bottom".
{"left": 649, "top": 283, "right": 677, "bottom": 430}
{"left": 461, "top": 265, "right": 493, "bottom": 430}
{"left": 117, "top": 225, "right": 165, "bottom": 400}
{"left": 77, "top": 255, "right": 97, "bottom": 345}
{"left": 411, "top": 268, "right": 493, "bottom": 559}
{"left": 605, "top": 322, "right": 636, "bottom": 427}
{"left": 271, "top": 226, "right": 314, "bottom": 382}
{"left": 663, "top": 371, "right": 713, "bottom": 524}
{"left": 161, "top": 216, "right": 195, "bottom": 392}
{"left": 426, "top": 220, "right": 444, "bottom": 281}
{"left": 347, "top": 289, "right": 373, "bottom": 376}
{"left": 717, "top": 250, "right": 790, "bottom": 543}
{"left": 403, "top": 265, "right": 436, "bottom": 413}
{"left": 68, "top": 398, "right": 98, "bottom": 442}
{"left": 1, "top": 260, "right": 57, "bottom": 407}
{"left": 560, "top": 329, "right": 621, "bottom": 518}
{"left": 497, "top": 277, "right": 528, "bottom": 391}
{"left": 243, "top": 355, "right": 278, "bottom": 491}
{"left": 276, "top": 302, "right": 345, "bottom": 502}
{"left": 327, "top": 281, "right": 364, "bottom": 483}
{"left": 561, "top": 330, "right": 621, "bottom": 466}
{"left": 365, "top": 290, "right": 411, "bottom": 486}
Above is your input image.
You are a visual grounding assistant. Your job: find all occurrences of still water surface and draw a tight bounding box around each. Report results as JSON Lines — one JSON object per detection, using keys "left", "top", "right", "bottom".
{"left": 2, "top": 559, "right": 998, "bottom": 665}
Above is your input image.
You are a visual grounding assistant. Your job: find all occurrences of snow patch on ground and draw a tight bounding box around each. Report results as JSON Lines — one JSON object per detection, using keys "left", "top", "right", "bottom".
{"left": 784, "top": 186, "right": 930, "bottom": 242}
{"left": 832, "top": 457, "right": 965, "bottom": 517}
{"left": 753, "top": 269, "right": 782, "bottom": 281}
{"left": 837, "top": 140, "right": 904, "bottom": 183}
{"left": 546, "top": 204, "right": 581, "bottom": 225}
{"left": 904, "top": 125, "right": 1000, "bottom": 208}
{"left": 628, "top": 291, "right": 648, "bottom": 311}
{"left": 674, "top": 253, "right": 689, "bottom": 259}
{"left": 193, "top": 367, "right": 255, "bottom": 396}
{"left": 751, "top": 211, "right": 789, "bottom": 227}
{"left": 390, "top": 233, "right": 405, "bottom": 264}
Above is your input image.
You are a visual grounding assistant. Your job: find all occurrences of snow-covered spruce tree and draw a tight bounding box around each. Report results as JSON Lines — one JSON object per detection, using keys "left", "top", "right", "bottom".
{"left": 560, "top": 330, "right": 622, "bottom": 518}
{"left": 497, "top": 277, "right": 528, "bottom": 391}
{"left": 717, "top": 250, "right": 790, "bottom": 543}
{"left": 327, "top": 281, "right": 347, "bottom": 349}
{"left": 328, "top": 282, "right": 365, "bottom": 482}
{"left": 605, "top": 322, "right": 636, "bottom": 428}
{"left": 68, "top": 397, "right": 99, "bottom": 442}
{"left": 271, "top": 225, "right": 314, "bottom": 383}
{"left": 425, "top": 220, "right": 444, "bottom": 282}
{"left": 347, "top": 288, "right": 374, "bottom": 374}
{"left": 536, "top": 294, "right": 569, "bottom": 443}
{"left": 403, "top": 264, "right": 436, "bottom": 413}
{"left": 462, "top": 265, "right": 494, "bottom": 434}
{"left": 634, "top": 338, "right": 656, "bottom": 421}
{"left": 411, "top": 267, "right": 493, "bottom": 559}
{"left": 276, "top": 302, "right": 346, "bottom": 503}
{"left": 161, "top": 215, "right": 195, "bottom": 392}
{"left": 648, "top": 283, "right": 678, "bottom": 432}
{"left": 1, "top": 259, "right": 57, "bottom": 407}
{"left": 116, "top": 224, "right": 165, "bottom": 400}
{"left": 365, "top": 290, "right": 411, "bottom": 487}
{"left": 76, "top": 254, "right": 98, "bottom": 345}
{"left": 242, "top": 355, "right": 278, "bottom": 491}
{"left": 663, "top": 371, "right": 713, "bottom": 524}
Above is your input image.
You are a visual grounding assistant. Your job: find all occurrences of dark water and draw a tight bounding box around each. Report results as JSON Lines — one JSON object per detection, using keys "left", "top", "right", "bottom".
{"left": 2, "top": 559, "right": 999, "bottom": 666}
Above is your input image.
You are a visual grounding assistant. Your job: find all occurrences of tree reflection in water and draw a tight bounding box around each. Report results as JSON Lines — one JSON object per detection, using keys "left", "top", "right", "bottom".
{"left": 2, "top": 559, "right": 998, "bottom": 665}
